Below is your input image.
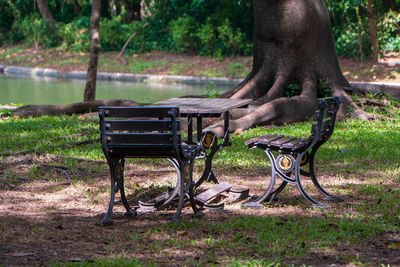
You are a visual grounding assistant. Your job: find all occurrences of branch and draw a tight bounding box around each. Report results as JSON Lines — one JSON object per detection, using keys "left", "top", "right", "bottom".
{"left": 117, "top": 22, "right": 148, "bottom": 60}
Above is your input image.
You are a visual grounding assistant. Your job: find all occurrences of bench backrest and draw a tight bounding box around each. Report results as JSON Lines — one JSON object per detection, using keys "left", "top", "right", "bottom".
{"left": 309, "top": 96, "right": 341, "bottom": 146}
{"left": 99, "top": 106, "right": 181, "bottom": 158}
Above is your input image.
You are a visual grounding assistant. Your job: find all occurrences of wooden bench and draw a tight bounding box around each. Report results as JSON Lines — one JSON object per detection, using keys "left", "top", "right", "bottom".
{"left": 243, "top": 96, "right": 344, "bottom": 208}
{"left": 98, "top": 106, "right": 201, "bottom": 224}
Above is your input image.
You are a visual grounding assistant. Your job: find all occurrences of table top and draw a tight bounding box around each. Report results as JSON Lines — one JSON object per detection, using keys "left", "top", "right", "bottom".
{"left": 154, "top": 98, "right": 252, "bottom": 115}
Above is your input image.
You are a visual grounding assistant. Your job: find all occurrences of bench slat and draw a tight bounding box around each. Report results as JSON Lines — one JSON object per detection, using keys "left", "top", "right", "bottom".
{"left": 106, "top": 133, "right": 180, "bottom": 144}
{"left": 105, "top": 120, "right": 180, "bottom": 131}
{"left": 269, "top": 136, "right": 297, "bottom": 146}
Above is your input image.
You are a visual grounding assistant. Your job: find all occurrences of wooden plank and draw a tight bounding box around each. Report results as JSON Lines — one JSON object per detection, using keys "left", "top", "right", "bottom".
{"left": 195, "top": 181, "right": 232, "bottom": 204}
{"left": 154, "top": 98, "right": 252, "bottom": 115}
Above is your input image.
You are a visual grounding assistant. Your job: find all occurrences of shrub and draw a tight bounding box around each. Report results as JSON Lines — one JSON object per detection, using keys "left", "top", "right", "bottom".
{"left": 169, "top": 15, "right": 199, "bottom": 53}
{"left": 14, "top": 15, "right": 63, "bottom": 48}
{"left": 60, "top": 21, "right": 90, "bottom": 52}
{"left": 378, "top": 10, "right": 400, "bottom": 52}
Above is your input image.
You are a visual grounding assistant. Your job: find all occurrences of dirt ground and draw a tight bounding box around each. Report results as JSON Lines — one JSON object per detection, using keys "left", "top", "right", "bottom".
{"left": 0, "top": 152, "right": 399, "bottom": 266}
{"left": 0, "top": 47, "right": 399, "bottom": 83}
{"left": 1, "top": 49, "right": 400, "bottom": 265}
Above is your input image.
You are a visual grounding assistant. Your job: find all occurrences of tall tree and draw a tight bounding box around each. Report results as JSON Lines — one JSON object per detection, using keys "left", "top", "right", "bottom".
{"left": 367, "top": 0, "right": 381, "bottom": 62}
{"left": 124, "top": 0, "right": 141, "bottom": 22}
{"left": 36, "top": 0, "right": 56, "bottom": 23}
{"left": 208, "top": 0, "right": 373, "bottom": 136}
{"left": 83, "top": 0, "right": 101, "bottom": 102}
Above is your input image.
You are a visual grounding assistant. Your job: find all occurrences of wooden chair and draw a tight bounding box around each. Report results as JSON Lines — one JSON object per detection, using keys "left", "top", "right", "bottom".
{"left": 243, "top": 97, "right": 343, "bottom": 208}
{"left": 99, "top": 106, "right": 201, "bottom": 224}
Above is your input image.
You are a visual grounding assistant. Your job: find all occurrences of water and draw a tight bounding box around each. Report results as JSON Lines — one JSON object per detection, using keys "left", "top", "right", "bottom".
{"left": 0, "top": 74, "right": 228, "bottom": 105}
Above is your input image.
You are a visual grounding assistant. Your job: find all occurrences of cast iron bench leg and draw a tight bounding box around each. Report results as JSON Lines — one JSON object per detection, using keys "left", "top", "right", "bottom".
{"left": 307, "top": 150, "right": 344, "bottom": 202}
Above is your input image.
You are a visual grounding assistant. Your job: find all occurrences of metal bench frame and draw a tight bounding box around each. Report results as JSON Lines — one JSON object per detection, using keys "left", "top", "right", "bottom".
{"left": 244, "top": 97, "right": 344, "bottom": 208}
{"left": 99, "top": 106, "right": 200, "bottom": 224}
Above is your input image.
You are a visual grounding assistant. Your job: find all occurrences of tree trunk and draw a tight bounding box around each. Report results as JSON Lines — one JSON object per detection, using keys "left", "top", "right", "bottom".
{"left": 73, "top": 0, "right": 82, "bottom": 15}
{"left": 383, "top": 0, "right": 396, "bottom": 10}
{"left": 14, "top": 100, "right": 141, "bottom": 117}
{"left": 124, "top": 0, "right": 141, "bottom": 23}
{"left": 36, "top": 0, "right": 56, "bottom": 23}
{"left": 207, "top": 0, "right": 373, "bottom": 137}
{"left": 367, "top": 0, "right": 381, "bottom": 62}
{"left": 84, "top": 0, "right": 101, "bottom": 102}
{"left": 109, "top": 0, "right": 118, "bottom": 17}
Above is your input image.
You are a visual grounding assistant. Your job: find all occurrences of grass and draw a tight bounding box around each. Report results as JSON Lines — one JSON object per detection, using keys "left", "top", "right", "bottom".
{"left": 0, "top": 94, "right": 399, "bottom": 266}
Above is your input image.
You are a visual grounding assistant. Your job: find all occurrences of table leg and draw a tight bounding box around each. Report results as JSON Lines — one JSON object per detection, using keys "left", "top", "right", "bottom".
{"left": 195, "top": 111, "right": 230, "bottom": 188}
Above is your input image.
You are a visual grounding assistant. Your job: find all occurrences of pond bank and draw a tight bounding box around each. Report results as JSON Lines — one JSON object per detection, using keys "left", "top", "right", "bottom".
{"left": 1, "top": 65, "right": 400, "bottom": 100}
{"left": 0, "top": 65, "right": 241, "bottom": 87}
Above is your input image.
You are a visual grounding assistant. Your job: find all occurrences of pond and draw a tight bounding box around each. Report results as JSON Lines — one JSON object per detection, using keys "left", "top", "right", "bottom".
{"left": 0, "top": 74, "right": 229, "bottom": 105}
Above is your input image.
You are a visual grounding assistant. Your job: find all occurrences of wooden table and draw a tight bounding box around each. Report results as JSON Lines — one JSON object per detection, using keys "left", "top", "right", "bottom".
{"left": 154, "top": 97, "right": 252, "bottom": 146}
{"left": 154, "top": 98, "right": 252, "bottom": 207}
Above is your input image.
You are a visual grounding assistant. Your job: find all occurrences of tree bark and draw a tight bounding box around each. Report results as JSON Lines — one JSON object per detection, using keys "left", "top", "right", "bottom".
{"left": 84, "top": 0, "right": 101, "bottom": 102}
{"left": 367, "top": 0, "right": 381, "bottom": 62}
{"left": 383, "top": 0, "right": 396, "bottom": 10}
{"left": 73, "top": 0, "right": 82, "bottom": 15}
{"left": 14, "top": 100, "right": 141, "bottom": 117}
{"left": 109, "top": 0, "right": 118, "bottom": 17}
{"left": 207, "top": 0, "right": 373, "bottom": 137}
{"left": 124, "top": 0, "right": 141, "bottom": 23}
{"left": 36, "top": 0, "right": 56, "bottom": 23}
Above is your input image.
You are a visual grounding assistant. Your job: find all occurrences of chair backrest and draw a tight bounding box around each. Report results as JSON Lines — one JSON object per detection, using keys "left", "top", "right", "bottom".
{"left": 98, "top": 106, "right": 181, "bottom": 158}
{"left": 310, "top": 96, "right": 341, "bottom": 145}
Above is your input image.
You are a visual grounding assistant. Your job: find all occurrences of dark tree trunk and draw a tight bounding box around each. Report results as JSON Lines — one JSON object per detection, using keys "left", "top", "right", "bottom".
{"left": 14, "top": 100, "right": 141, "bottom": 117}
{"left": 383, "top": 0, "right": 396, "bottom": 10}
{"left": 208, "top": 0, "right": 373, "bottom": 136}
{"left": 36, "top": 0, "right": 56, "bottom": 23}
{"left": 367, "top": 0, "right": 381, "bottom": 62}
{"left": 84, "top": 0, "right": 101, "bottom": 102}
{"left": 124, "top": 0, "right": 141, "bottom": 22}
{"left": 73, "top": 0, "right": 82, "bottom": 15}
{"left": 109, "top": 0, "right": 118, "bottom": 17}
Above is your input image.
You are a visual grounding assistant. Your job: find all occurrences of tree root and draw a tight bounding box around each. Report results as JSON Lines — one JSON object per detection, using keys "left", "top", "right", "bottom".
{"left": 14, "top": 99, "right": 142, "bottom": 117}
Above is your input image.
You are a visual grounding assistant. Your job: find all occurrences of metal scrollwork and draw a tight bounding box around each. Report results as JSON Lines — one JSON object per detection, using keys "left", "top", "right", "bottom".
{"left": 276, "top": 154, "right": 295, "bottom": 173}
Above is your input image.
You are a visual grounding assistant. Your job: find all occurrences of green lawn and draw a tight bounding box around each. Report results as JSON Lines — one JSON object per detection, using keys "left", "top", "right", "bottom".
{"left": 0, "top": 95, "right": 399, "bottom": 266}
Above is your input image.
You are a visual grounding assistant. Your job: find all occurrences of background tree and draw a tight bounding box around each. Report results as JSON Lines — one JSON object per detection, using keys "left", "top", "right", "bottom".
{"left": 367, "top": 0, "right": 381, "bottom": 61}
{"left": 36, "top": 0, "right": 56, "bottom": 23}
{"left": 123, "top": 0, "right": 141, "bottom": 22}
{"left": 83, "top": 0, "right": 101, "bottom": 102}
{"left": 207, "top": 0, "right": 374, "bottom": 136}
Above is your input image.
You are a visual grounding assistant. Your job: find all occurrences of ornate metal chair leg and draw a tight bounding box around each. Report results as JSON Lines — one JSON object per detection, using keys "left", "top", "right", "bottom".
{"left": 116, "top": 159, "right": 138, "bottom": 217}
{"left": 308, "top": 153, "right": 344, "bottom": 202}
{"left": 187, "top": 161, "right": 203, "bottom": 216}
{"left": 102, "top": 160, "right": 118, "bottom": 225}
{"left": 172, "top": 162, "right": 186, "bottom": 223}
{"left": 294, "top": 159, "right": 328, "bottom": 208}
{"left": 195, "top": 146, "right": 220, "bottom": 188}
{"left": 265, "top": 180, "right": 288, "bottom": 202}
{"left": 158, "top": 158, "right": 181, "bottom": 209}
{"left": 242, "top": 149, "right": 277, "bottom": 209}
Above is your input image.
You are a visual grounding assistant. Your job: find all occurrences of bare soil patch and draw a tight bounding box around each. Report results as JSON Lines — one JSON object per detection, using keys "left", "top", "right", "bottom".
{"left": 1, "top": 153, "right": 399, "bottom": 266}
{"left": 1, "top": 47, "right": 399, "bottom": 83}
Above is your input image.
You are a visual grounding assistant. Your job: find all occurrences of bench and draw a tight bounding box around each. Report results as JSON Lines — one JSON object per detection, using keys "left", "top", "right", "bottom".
{"left": 98, "top": 106, "right": 201, "bottom": 224}
{"left": 243, "top": 96, "right": 344, "bottom": 208}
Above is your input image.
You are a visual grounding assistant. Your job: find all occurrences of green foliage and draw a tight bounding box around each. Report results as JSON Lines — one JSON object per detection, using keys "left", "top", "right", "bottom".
{"left": 284, "top": 83, "right": 300, "bottom": 98}
{"left": 14, "top": 15, "right": 63, "bottom": 48}
{"left": 0, "top": 0, "right": 17, "bottom": 33}
{"left": 169, "top": 15, "right": 199, "bottom": 53}
{"left": 205, "top": 82, "right": 220, "bottom": 98}
{"left": 377, "top": 10, "right": 400, "bottom": 52}
{"left": 1, "top": 0, "right": 400, "bottom": 58}
{"left": 60, "top": 21, "right": 90, "bottom": 52}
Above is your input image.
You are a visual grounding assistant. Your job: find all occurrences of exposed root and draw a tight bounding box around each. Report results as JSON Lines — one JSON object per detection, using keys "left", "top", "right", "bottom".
{"left": 14, "top": 99, "right": 142, "bottom": 117}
